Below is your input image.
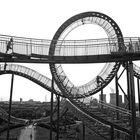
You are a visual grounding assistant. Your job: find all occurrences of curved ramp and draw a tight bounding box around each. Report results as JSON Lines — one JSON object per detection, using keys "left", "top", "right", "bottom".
{"left": 0, "top": 35, "right": 140, "bottom": 98}
{"left": 0, "top": 63, "right": 140, "bottom": 139}
{"left": 0, "top": 63, "right": 62, "bottom": 96}
{"left": 66, "top": 98, "right": 140, "bottom": 139}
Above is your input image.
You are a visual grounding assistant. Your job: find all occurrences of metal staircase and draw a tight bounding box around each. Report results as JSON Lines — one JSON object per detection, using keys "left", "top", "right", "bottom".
{"left": 1, "top": 63, "right": 140, "bottom": 139}
{"left": 66, "top": 98, "right": 140, "bottom": 139}
{"left": 0, "top": 64, "right": 62, "bottom": 96}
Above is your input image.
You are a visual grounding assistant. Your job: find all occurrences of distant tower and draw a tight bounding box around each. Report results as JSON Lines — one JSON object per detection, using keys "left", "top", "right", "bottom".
{"left": 119, "top": 95, "right": 123, "bottom": 105}
{"left": 124, "top": 95, "right": 128, "bottom": 104}
{"left": 20, "top": 98, "right": 23, "bottom": 104}
{"left": 99, "top": 94, "right": 106, "bottom": 103}
{"left": 110, "top": 93, "right": 116, "bottom": 105}
{"left": 110, "top": 93, "right": 122, "bottom": 105}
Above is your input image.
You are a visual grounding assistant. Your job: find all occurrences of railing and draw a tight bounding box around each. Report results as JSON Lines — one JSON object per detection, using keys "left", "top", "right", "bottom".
{"left": 55, "top": 62, "right": 120, "bottom": 97}
{"left": 66, "top": 99, "right": 131, "bottom": 139}
{"left": 79, "top": 97, "right": 140, "bottom": 129}
{"left": 0, "top": 63, "right": 119, "bottom": 99}
{"left": 0, "top": 64, "right": 61, "bottom": 95}
{"left": 66, "top": 99, "right": 111, "bottom": 140}
{"left": 49, "top": 37, "right": 140, "bottom": 56}
{"left": 0, "top": 34, "right": 140, "bottom": 57}
{"left": 133, "top": 63, "right": 140, "bottom": 78}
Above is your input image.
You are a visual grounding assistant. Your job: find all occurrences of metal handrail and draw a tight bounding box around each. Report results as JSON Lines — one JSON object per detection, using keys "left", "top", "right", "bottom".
{"left": 0, "top": 64, "right": 61, "bottom": 95}
{"left": 0, "top": 34, "right": 140, "bottom": 56}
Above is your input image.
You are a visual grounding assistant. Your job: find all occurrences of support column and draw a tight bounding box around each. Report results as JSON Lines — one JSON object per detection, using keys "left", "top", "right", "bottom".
{"left": 101, "top": 89, "right": 103, "bottom": 109}
{"left": 56, "top": 95, "right": 60, "bottom": 140}
{"left": 137, "top": 78, "right": 140, "bottom": 116}
{"left": 50, "top": 78, "right": 54, "bottom": 140}
{"left": 115, "top": 73, "right": 120, "bottom": 139}
{"left": 110, "top": 125, "right": 114, "bottom": 140}
{"left": 129, "top": 61, "right": 136, "bottom": 140}
{"left": 96, "top": 76, "right": 104, "bottom": 109}
{"left": 7, "top": 74, "right": 14, "bottom": 140}
{"left": 126, "top": 62, "right": 131, "bottom": 110}
{"left": 83, "top": 122, "right": 85, "bottom": 140}
{"left": 115, "top": 73, "right": 119, "bottom": 117}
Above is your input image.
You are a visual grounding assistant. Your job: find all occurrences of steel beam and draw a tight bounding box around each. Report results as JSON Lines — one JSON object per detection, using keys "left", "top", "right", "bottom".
{"left": 56, "top": 95, "right": 60, "bottom": 140}
{"left": 137, "top": 78, "right": 140, "bottom": 116}
{"left": 115, "top": 73, "right": 119, "bottom": 115}
{"left": 6, "top": 74, "right": 14, "bottom": 140}
{"left": 83, "top": 122, "right": 85, "bottom": 140}
{"left": 110, "top": 125, "right": 114, "bottom": 140}
{"left": 129, "top": 61, "right": 136, "bottom": 140}
{"left": 126, "top": 62, "right": 131, "bottom": 110}
{"left": 115, "top": 73, "right": 120, "bottom": 139}
{"left": 101, "top": 89, "right": 103, "bottom": 109}
{"left": 50, "top": 78, "right": 54, "bottom": 140}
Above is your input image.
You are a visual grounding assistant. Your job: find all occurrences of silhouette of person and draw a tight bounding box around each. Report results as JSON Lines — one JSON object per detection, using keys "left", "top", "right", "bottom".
{"left": 118, "top": 44, "right": 126, "bottom": 52}
{"left": 96, "top": 76, "right": 100, "bottom": 85}
{"left": 128, "top": 42, "right": 133, "bottom": 52}
{"left": 96, "top": 76, "right": 104, "bottom": 85}
{"left": 6, "top": 37, "right": 13, "bottom": 53}
{"left": 30, "top": 133, "right": 32, "bottom": 139}
{"left": 4, "top": 63, "right": 7, "bottom": 71}
{"left": 135, "top": 42, "right": 139, "bottom": 52}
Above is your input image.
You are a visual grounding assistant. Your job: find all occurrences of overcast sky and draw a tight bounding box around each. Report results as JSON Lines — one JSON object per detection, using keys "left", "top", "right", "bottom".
{"left": 0, "top": 0, "right": 139, "bottom": 102}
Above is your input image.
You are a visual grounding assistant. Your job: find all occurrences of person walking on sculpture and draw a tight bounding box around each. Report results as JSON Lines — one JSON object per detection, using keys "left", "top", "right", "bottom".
{"left": 6, "top": 37, "right": 13, "bottom": 53}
